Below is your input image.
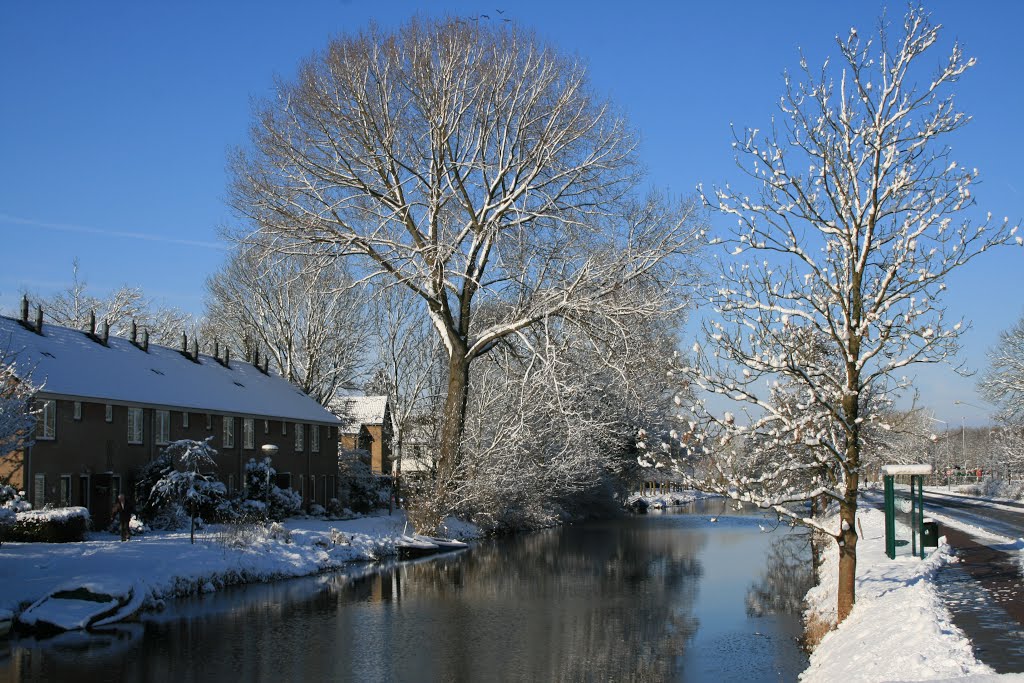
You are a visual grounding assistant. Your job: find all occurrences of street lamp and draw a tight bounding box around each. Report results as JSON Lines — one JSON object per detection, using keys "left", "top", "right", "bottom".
{"left": 954, "top": 400, "right": 987, "bottom": 483}
{"left": 924, "top": 415, "right": 950, "bottom": 489}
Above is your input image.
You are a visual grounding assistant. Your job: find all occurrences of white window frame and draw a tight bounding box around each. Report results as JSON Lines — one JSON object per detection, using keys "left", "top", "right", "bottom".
{"left": 105, "top": 404, "right": 113, "bottom": 423}
{"left": 311, "top": 425, "right": 320, "bottom": 453}
{"left": 73, "top": 401, "right": 82, "bottom": 421}
{"left": 295, "top": 423, "right": 304, "bottom": 452}
{"left": 206, "top": 413, "right": 212, "bottom": 430}
{"left": 243, "top": 418, "right": 254, "bottom": 450}
{"left": 182, "top": 411, "right": 189, "bottom": 429}
{"left": 281, "top": 420, "right": 287, "bottom": 436}
{"left": 127, "top": 407, "right": 144, "bottom": 444}
{"left": 37, "top": 399, "right": 56, "bottom": 440}
{"left": 223, "top": 416, "right": 235, "bottom": 449}
{"left": 263, "top": 419, "right": 269, "bottom": 435}
{"left": 155, "top": 410, "right": 170, "bottom": 445}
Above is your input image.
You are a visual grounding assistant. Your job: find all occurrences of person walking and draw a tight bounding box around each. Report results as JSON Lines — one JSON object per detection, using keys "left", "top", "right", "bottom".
{"left": 112, "top": 493, "right": 133, "bottom": 542}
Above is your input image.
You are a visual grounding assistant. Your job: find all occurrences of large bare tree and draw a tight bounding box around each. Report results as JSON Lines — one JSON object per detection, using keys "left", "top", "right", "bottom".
{"left": 674, "top": 6, "right": 1019, "bottom": 624}
{"left": 228, "top": 18, "right": 701, "bottom": 526}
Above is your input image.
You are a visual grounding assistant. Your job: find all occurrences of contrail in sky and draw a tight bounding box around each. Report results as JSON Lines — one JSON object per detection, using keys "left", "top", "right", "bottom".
{"left": 0, "top": 213, "right": 226, "bottom": 250}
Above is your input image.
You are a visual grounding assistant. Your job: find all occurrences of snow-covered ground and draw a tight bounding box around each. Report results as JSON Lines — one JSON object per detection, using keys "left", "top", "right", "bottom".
{"left": 0, "top": 511, "right": 479, "bottom": 626}
{"left": 801, "top": 507, "right": 1023, "bottom": 682}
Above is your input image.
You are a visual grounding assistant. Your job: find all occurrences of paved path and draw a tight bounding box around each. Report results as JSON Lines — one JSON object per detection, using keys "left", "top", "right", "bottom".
{"left": 904, "top": 490, "right": 1024, "bottom": 674}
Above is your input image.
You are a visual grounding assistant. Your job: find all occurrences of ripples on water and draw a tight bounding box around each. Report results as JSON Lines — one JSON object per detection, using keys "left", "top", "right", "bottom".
{"left": 2, "top": 499, "right": 811, "bottom": 682}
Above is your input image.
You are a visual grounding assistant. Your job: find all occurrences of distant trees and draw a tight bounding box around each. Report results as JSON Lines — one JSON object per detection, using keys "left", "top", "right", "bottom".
{"left": 675, "top": 6, "right": 1019, "bottom": 624}
{"left": 228, "top": 17, "right": 702, "bottom": 528}
{"left": 29, "top": 259, "right": 196, "bottom": 346}
{"left": 205, "top": 246, "right": 369, "bottom": 405}
{"left": 980, "top": 313, "right": 1024, "bottom": 426}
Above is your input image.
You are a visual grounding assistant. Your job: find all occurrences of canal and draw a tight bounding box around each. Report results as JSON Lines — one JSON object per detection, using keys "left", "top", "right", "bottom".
{"left": 2, "top": 499, "right": 812, "bottom": 682}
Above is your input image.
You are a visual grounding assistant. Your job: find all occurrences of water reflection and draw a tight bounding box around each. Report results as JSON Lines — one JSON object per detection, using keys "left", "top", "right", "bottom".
{"left": 4, "top": 502, "right": 810, "bottom": 682}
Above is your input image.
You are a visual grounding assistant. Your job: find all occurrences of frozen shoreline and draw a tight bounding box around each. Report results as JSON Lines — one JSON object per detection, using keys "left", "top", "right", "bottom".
{"left": 0, "top": 511, "right": 478, "bottom": 628}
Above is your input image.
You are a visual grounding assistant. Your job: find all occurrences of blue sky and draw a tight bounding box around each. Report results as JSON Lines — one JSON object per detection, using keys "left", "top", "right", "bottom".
{"left": 1, "top": 1, "right": 1021, "bottom": 425}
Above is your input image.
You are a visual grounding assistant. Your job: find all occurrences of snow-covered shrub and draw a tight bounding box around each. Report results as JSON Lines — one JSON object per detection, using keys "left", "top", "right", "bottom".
{"left": 242, "top": 458, "right": 302, "bottom": 520}
{"left": 339, "top": 455, "right": 384, "bottom": 514}
{"left": 267, "top": 522, "right": 291, "bottom": 543}
{"left": 308, "top": 503, "right": 326, "bottom": 517}
{"left": 0, "top": 485, "right": 31, "bottom": 513}
{"left": 146, "top": 502, "right": 191, "bottom": 531}
{"left": 8, "top": 506, "right": 90, "bottom": 542}
{"left": 326, "top": 497, "right": 345, "bottom": 517}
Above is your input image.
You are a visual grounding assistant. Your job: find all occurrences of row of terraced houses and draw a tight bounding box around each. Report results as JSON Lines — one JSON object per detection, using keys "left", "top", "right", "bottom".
{"left": 0, "top": 305, "right": 395, "bottom": 528}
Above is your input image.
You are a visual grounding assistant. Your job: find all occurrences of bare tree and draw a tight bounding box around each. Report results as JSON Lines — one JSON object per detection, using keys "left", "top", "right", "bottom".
{"left": 205, "top": 246, "right": 369, "bottom": 405}
{"left": 980, "top": 313, "right": 1024, "bottom": 426}
{"left": 25, "top": 259, "right": 197, "bottom": 346}
{"left": 228, "top": 18, "right": 702, "bottom": 527}
{"left": 675, "top": 6, "right": 1019, "bottom": 624}
{"left": 363, "top": 284, "right": 443, "bottom": 472}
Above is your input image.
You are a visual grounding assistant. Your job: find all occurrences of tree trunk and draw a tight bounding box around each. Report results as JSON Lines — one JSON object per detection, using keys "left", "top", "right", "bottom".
{"left": 836, "top": 474, "right": 859, "bottom": 622}
{"left": 427, "top": 347, "right": 471, "bottom": 530}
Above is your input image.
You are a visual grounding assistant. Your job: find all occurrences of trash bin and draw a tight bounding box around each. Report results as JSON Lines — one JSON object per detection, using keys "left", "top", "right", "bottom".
{"left": 921, "top": 520, "right": 939, "bottom": 548}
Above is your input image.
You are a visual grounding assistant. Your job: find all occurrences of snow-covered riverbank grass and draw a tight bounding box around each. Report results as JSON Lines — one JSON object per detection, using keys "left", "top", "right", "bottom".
{"left": 801, "top": 507, "right": 1003, "bottom": 681}
{"left": 0, "top": 511, "right": 479, "bottom": 624}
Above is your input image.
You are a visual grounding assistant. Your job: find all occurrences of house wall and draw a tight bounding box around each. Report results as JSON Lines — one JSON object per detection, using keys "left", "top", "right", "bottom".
{"left": 18, "top": 397, "right": 339, "bottom": 528}
{"left": 340, "top": 423, "right": 393, "bottom": 475}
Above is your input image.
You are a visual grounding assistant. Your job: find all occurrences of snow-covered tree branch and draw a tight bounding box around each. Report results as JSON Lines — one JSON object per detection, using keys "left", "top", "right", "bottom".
{"left": 672, "top": 6, "right": 1019, "bottom": 624}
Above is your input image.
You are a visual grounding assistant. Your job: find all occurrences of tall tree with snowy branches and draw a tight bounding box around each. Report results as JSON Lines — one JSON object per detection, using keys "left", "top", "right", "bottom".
{"left": 227, "top": 18, "right": 703, "bottom": 529}
{"left": 674, "top": 6, "right": 1020, "bottom": 624}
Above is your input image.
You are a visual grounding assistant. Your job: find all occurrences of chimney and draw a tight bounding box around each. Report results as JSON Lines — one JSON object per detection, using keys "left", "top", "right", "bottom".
{"left": 224, "top": 347, "right": 230, "bottom": 368}
{"left": 131, "top": 320, "right": 137, "bottom": 344}
{"left": 181, "top": 332, "right": 188, "bottom": 353}
{"left": 263, "top": 358, "right": 269, "bottom": 374}
{"left": 191, "top": 338, "right": 198, "bottom": 361}
{"left": 89, "top": 310, "right": 96, "bottom": 336}
{"left": 214, "top": 340, "right": 220, "bottom": 361}
{"left": 143, "top": 329, "right": 150, "bottom": 353}
{"left": 102, "top": 321, "right": 109, "bottom": 345}
{"left": 35, "top": 305, "right": 43, "bottom": 335}
{"left": 20, "top": 296, "right": 28, "bottom": 324}
{"left": 253, "top": 348, "right": 259, "bottom": 368}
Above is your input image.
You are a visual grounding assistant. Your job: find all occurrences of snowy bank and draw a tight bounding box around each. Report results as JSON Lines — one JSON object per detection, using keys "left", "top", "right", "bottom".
{"left": 626, "top": 490, "right": 704, "bottom": 510}
{"left": 0, "top": 511, "right": 479, "bottom": 629}
{"left": 801, "top": 507, "right": 996, "bottom": 681}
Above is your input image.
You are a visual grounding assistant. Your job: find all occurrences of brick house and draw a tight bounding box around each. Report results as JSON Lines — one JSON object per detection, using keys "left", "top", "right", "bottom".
{"left": 335, "top": 395, "right": 393, "bottom": 475}
{"left": 0, "top": 309, "right": 340, "bottom": 528}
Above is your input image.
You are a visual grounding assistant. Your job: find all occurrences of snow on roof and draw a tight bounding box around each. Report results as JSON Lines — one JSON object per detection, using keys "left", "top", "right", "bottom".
{"left": 0, "top": 316, "right": 339, "bottom": 425}
{"left": 334, "top": 395, "right": 389, "bottom": 434}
